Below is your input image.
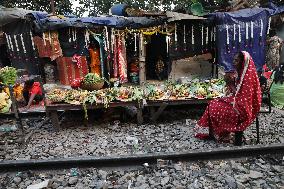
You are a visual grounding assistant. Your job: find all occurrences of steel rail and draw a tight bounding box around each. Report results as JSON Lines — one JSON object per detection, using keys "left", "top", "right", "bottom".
{"left": 0, "top": 143, "right": 283, "bottom": 172}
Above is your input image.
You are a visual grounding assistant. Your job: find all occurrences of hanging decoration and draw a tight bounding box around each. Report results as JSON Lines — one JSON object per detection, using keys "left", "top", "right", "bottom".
{"left": 84, "top": 30, "right": 90, "bottom": 48}
{"left": 69, "top": 28, "right": 72, "bottom": 42}
{"left": 30, "top": 31, "right": 36, "bottom": 51}
{"left": 212, "top": 27, "right": 216, "bottom": 64}
{"left": 205, "top": 26, "right": 209, "bottom": 52}
{"left": 201, "top": 24, "right": 204, "bottom": 52}
{"left": 7, "top": 35, "right": 12, "bottom": 52}
{"left": 4, "top": 33, "right": 11, "bottom": 51}
{"left": 14, "top": 35, "right": 19, "bottom": 52}
{"left": 210, "top": 27, "right": 214, "bottom": 49}
{"left": 104, "top": 26, "right": 109, "bottom": 51}
{"left": 226, "top": 24, "right": 230, "bottom": 53}
{"left": 183, "top": 24, "right": 186, "bottom": 51}
{"left": 20, "top": 34, "right": 27, "bottom": 54}
{"left": 191, "top": 25, "right": 195, "bottom": 50}
{"left": 111, "top": 28, "right": 115, "bottom": 53}
{"left": 103, "top": 31, "right": 107, "bottom": 52}
{"left": 250, "top": 21, "right": 254, "bottom": 47}
{"left": 245, "top": 22, "right": 249, "bottom": 47}
{"left": 238, "top": 24, "right": 241, "bottom": 48}
{"left": 134, "top": 33, "right": 137, "bottom": 53}
{"left": 233, "top": 24, "right": 236, "bottom": 49}
{"left": 260, "top": 19, "right": 263, "bottom": 45}
{"left": 48, "top": 31, "right": 52, "bottom": 45}
{"left": 72, "top": 28, "right": 77, "bottom": 42}
{"left": 267, "top": 17, "right": 271, "bottom": 35}
{"left": 166, "top": 26, "right": 170, "bottom": 54}
{"left": 43, "top": 32, "right": 46, "bottom": 46}
{"left": 174, "top": 23, "right": 178, "bottom": 51}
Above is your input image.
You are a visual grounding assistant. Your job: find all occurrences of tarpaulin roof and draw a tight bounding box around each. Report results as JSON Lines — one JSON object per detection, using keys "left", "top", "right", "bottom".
{"left": 0, "top": 6, "right": 47, "bottom": 27}
{"left": 208, "top": 4, "right": 284, "bottom": 72}
{"left": 31, "top": 14, "right": 167, "bottom": 32}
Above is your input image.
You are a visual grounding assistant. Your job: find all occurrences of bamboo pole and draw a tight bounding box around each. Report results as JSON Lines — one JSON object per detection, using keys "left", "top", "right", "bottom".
{"left": 50, "top": 0, "right": 55, "bottom": 15}
{"left": 139, "top": 33, "right": 146, "bottom": 85}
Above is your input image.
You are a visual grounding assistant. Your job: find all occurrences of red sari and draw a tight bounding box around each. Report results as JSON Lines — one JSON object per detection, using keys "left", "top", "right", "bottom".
{"left": 195, "top": 51, "right": 262, "bottom": 141}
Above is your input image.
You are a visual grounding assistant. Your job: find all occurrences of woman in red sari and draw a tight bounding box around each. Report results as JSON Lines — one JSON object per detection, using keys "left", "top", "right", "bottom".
{"left": 195, "top": 51, "right": 262, "bottom": 143}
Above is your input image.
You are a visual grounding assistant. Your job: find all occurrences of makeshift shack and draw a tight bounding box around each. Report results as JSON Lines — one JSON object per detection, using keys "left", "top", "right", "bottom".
{"left": 1, "top": 3, "right": 284, "bottom": 128}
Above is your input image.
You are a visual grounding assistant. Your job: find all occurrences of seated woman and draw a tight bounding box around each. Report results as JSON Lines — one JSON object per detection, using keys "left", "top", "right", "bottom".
{"left": 195, "top": 51, "right": 262, "bottom": 143}
{"left": 270, "top": 64, "right": 284, "bottom": 109}
{"left": 23, "top": 79, "right": 43, "bottom": 109}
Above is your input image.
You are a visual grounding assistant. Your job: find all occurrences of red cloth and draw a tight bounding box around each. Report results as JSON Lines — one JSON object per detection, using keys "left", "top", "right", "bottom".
{"left": 56, "top": 56, "right": 89, "bottom": 85}
{"left": 29, "top": 82, "right": 42, "bottom": 96}
{"left": 113, "top": 36, "right": 118, "bottom": 78}
{"left": 72, "top": 54, "right": 83, "bottom": 68}
{"left": 196, "top": 51, "right": 262, "bottom": 141}
{"left": 33, "top": 31, "right": 62, "bottom": 61}
{"left": 112, "top": 35, "right": 128, "bottom": 83}
{"left": 263, "top": 65, "right": 272, "bottom": 79}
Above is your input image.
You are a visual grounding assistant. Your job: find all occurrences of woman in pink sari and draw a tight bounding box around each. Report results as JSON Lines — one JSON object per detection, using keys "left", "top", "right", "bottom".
{"left": 195, "top": 51, "right": 262, "bottom": 143}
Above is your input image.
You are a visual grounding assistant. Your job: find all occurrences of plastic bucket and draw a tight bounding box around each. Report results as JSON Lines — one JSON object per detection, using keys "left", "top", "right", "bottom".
{"left": 111, "top": 4, "right": 129, "bottom": 16}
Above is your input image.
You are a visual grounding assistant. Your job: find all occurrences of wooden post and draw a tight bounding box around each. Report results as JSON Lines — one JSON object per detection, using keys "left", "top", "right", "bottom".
{"left": 8, "top": 85, "right": 24, "bottom": 144}
{"left": 139, "top": 33, "right": 146, "bottom": 85}
{"left": 137, "top": 107, "right": 143, "bottom": 125}
{"left": 50, "top": 0, "right": 55, "bottom": 15}
{"left": 50, "top": 110, "right": 60, "bottom": 130}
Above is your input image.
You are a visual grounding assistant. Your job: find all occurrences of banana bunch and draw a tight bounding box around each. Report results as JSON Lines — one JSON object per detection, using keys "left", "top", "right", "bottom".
{"left": 0, "top": 67, "right": 17, "bottom": 85}
{"left": 0, "top": 92, "right": 12, "bottom": 113}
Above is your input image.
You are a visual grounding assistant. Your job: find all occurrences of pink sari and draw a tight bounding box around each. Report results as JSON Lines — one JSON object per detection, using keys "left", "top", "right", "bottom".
{"left": 195, "top": 51, "right": 262, "bottom": 141}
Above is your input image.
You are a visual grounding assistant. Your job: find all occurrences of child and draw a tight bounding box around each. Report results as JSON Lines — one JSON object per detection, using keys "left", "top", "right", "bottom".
{"left": 23, "top": 79, "right": 43, "bottom": 109}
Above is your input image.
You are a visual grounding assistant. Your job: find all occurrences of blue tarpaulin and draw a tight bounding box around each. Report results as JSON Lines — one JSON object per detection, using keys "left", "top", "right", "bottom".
{"left": 31, "top": 14, "right": 167, "bottom": 32}
{"left": 209, "top": 5, "right": 284, "bottom": 72}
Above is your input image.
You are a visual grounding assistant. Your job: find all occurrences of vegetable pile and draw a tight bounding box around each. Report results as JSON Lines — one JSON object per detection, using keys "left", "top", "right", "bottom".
{"left": 0, "top": 67, "right": 17, "bottom": 86}
{"left": 82, "top": 73, "right": 104, "bottom": 85}
{"left": 0, "top": 92, "right": 12, "bottom": 113}
{"left": 47, "top": 78, "right": 225, "bottom": 119}
{"left": 47, "top": 78, "right": 225, "bottom": 106}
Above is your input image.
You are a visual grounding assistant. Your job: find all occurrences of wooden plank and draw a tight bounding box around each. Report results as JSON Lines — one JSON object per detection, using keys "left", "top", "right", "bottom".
{"left": 45, "top": 99, "right": 211, "bottom": 111}
{"left": 151, "top": 103, "right": 168, "bottom": 122}
{"left": 137, "top": 108, "right": 143, "bottom": 125}
{"left": 49, "top": 111, "right": 60, "bottom": 130}
{"left": 45, "top": 101, "right": 138, "bottom": 111}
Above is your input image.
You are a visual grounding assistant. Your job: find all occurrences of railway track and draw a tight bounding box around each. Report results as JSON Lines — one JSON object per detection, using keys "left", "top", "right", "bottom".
{"left": 0, "top": 143, "right": 283, "bottom": 172}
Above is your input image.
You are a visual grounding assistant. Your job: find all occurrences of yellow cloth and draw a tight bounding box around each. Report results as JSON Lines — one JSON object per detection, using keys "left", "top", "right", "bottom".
{"left": 89, "top": 48, "right": 101, "bottom": 76}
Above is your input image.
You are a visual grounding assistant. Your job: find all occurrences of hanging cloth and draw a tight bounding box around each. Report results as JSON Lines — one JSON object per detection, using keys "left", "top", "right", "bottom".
{"left": 33, "top": 31, "right": 62, "bottom": 61}
{"left": 89, "top": 48, "right": 101, "bottom": 75}
{"left": 113, "top": 35, "right": 118, "bottom": 78}
{"left": 117, "top": 34, "right": 128, "bottom": 83}
{"left": 92, "top": 35, "right": 105, "bottom": 78}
